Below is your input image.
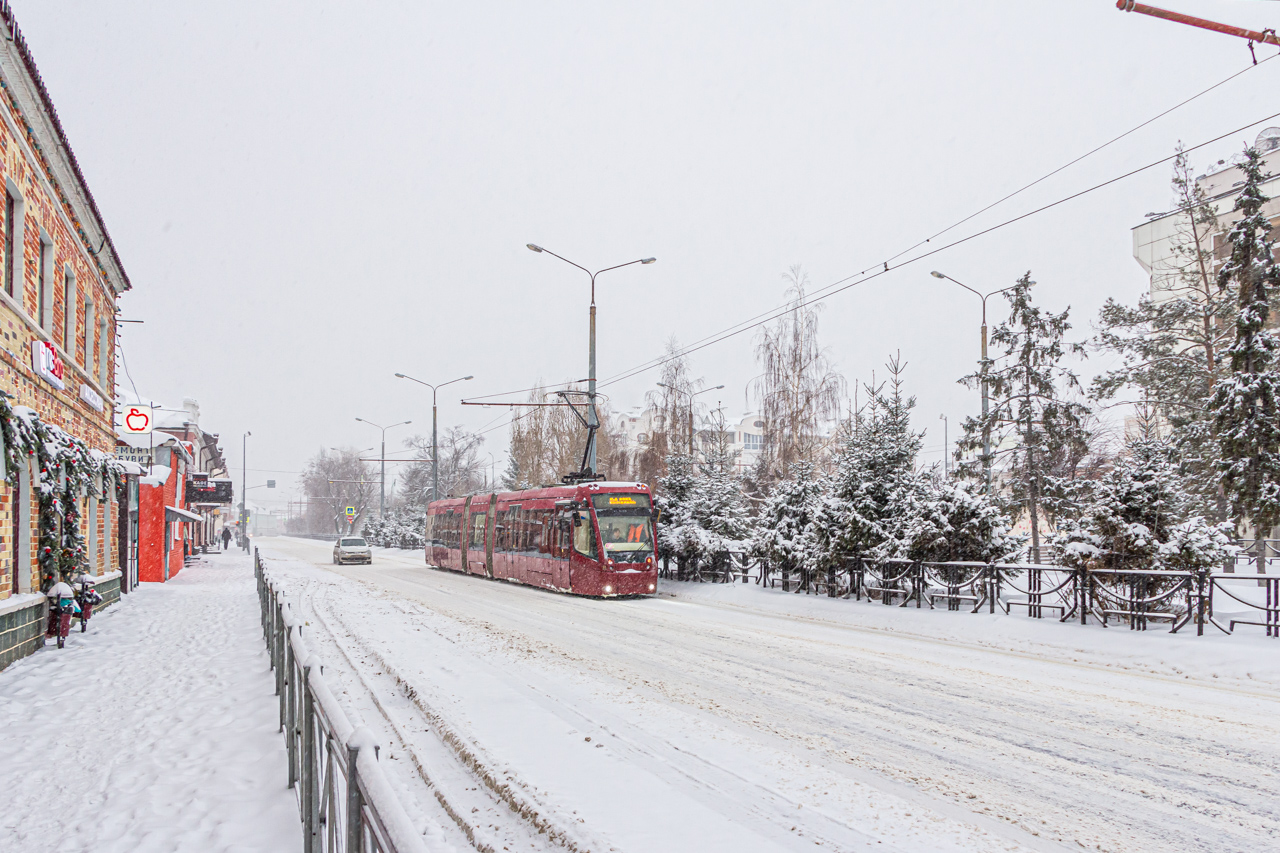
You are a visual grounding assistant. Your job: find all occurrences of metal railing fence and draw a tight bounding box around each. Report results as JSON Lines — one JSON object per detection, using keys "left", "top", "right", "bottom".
{"left": 662, "top": 550, "right": 1278, "bottom": 638}
{"left": 255, "top": 549, "right": 430, "bottom": 853}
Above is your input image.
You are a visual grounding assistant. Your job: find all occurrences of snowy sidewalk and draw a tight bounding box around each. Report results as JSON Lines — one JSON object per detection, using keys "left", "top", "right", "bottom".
{"left": 0, "top": 550, "right": 301, "bottom": 853}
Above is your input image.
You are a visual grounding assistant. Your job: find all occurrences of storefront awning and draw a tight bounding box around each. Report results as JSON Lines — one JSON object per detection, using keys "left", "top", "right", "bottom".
{"left": 165, "top": 506, "right": 203, "bottom": 524}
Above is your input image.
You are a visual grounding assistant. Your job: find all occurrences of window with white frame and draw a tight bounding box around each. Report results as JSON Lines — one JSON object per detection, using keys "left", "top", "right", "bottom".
{"left": 3, "top": 187, "right": 19, "bottom": 299}
{"left": 81, "top": 298, "right": 93, "bottom": 370}
{"left": 62, "top": 268, "right": 76, "bottom": 354}
{"left": 743, "top": 433, "right": 763, "bottom": 451}
{"left": 37, "top": 235, "right": 52, "bottom": 330}
{"left": 97, "top": 315, "right": 109, "bottom": 388}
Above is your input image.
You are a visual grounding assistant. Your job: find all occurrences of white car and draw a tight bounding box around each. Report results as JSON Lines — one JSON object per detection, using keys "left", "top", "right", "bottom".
{"left": 333, "top": 536, "right": 372, "bottom": 565}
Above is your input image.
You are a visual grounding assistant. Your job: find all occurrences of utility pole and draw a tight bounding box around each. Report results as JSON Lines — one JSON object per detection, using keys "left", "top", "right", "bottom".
{"left": 940, "top": 413, "right": 949, "bottom": 479}
{"left": 527, "top": 244, "right": 656, "bottom": 475}
{"left": 354, "top": 418, "right": 411, "bottom": 517}
{"left": 930, "top": 271, "right": 1031, "bottom": 495}
{"left": 394, "top": 373, "right": 472, "bottom": 501}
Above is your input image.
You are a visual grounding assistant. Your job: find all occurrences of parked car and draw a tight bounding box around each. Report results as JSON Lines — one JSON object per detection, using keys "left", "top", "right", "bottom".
{"left": 333, "top": 536, "right": 372, "bottom": 565}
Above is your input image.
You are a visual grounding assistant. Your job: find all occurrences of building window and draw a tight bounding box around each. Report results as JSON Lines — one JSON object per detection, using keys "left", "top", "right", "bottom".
{"left": 98, "top": 316, "right": 109, "bottom": 388}
{"left": 37, "top": 237, "right": 53, "bottom": 331}
{"left": 82, "top": 298, "right": 94, "bottom": 371}
{"left": 744, "top": 433, "right": 763, "bottom": 451}
{"left": 3, "top": 191, "right": 14, "bottom": 298}
{"left": 62, "top": 269, "right": 76, "bottom": 354}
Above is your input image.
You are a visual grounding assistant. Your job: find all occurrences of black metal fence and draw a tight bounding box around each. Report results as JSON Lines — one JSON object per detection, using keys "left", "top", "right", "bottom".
{"left": 660, "top": 550, "right": 1279, "bottom": 638}
{"left": 256, "top": 550, "right": 429, "bottom": 853}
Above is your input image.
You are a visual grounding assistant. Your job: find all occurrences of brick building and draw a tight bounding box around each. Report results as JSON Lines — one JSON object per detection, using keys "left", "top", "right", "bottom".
{"left": 0, "top": 5, "right": 130, "bottom": 669}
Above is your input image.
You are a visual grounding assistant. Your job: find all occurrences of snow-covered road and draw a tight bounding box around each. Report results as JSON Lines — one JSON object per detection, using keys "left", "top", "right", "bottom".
{"left": 0, "top": 551, "right": 300, "bottom": 853}
{"left": 260, "top": 536, "right": 1280, "bottom": 853}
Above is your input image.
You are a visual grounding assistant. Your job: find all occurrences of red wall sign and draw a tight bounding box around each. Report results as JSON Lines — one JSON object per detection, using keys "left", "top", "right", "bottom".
{"left": 30, "top": 340, "right": 65, "bottom": 390}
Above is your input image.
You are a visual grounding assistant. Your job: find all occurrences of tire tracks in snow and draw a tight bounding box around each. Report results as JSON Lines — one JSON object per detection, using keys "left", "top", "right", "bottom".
{"left": 299, "top": 577, "right": 599, "bottom": 853}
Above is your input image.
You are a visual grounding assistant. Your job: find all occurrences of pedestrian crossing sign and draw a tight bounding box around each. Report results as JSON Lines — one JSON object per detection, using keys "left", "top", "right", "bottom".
{"left": 344, "top": 506, "right": 356, "bottom": 518}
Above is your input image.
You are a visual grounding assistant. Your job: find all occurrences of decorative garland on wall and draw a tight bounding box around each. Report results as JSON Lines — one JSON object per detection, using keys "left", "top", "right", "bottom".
{"left": 0, "top": 394, "right": 127, "bottom": 590}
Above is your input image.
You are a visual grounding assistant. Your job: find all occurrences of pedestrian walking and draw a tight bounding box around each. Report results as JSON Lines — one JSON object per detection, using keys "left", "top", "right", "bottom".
{"left": 221, "top": 526, "right": 232, "bottom": 551}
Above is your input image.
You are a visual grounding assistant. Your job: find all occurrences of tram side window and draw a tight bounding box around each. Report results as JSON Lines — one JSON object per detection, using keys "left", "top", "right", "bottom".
{"left": 470, "top": 512, "right": 486, "bottom": 548}
{"left": 507, "top": 506, "right": 522, "bottom": 552}
{"left": 425, "top": 513, "right": 435, "bottom": 544}
{"left": 533, "top": 509, "right": 550, "bottom": 555}
{"left": 573, "top": 512, "right": 596, "bottom": 558}
{"left": 443, "top": 511, "right": 457, "bottom": 548}
{"left": 494, "top": 509, "right": 508, "bottom": 552}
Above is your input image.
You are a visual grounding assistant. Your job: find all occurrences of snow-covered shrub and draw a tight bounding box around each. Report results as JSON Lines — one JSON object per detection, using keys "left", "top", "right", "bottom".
{"left": 363, "top": 507, "right": 427, "bottom": 550}
{"left": 900, "top": 479, "right": 1020, "bottom": 564}
{"left": 1158, "top": 518, "right": 1236, "bottom": 575}
{"left": 1054, "top": 438, "right": 1229, "bottom": 584}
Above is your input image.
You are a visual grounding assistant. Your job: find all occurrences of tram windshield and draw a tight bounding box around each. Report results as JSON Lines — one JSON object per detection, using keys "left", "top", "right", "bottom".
{"left": 592, "top": 494, "right": 653, "bottom": 563}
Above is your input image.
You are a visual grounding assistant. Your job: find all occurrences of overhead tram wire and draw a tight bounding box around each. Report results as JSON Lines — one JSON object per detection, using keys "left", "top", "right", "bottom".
{"left": 586, "top": 59, "right": 1279, "bottom": 389}
{"left": 465, "top": 106, "right": 1280, "bottom": 435}
{"left": 596, "top": 106, "right": 1280, "bottom": 391}
{"left": 465, "top": 63, "right": 1279, "bottom": 414}
{"left": 881, "top": 52, "right": 1277, "bottom": 267}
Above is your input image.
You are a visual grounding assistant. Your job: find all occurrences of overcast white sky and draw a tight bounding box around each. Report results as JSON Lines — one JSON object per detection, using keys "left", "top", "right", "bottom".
{"left": 17, "top": 1, "right": 1280, "bottom": 506}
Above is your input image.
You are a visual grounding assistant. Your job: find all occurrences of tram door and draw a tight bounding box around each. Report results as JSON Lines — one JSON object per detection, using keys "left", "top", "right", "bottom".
{"left": 467, "top": 502, "right": 490, "bottom": 576}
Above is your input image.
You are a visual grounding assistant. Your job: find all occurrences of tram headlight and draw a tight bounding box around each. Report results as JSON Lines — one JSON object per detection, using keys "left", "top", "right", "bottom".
{"left": 603, "top": 585, "right": 613, "bottom": 594}
{"left": 648, "top": 584, "right": 655, "bottom": 592}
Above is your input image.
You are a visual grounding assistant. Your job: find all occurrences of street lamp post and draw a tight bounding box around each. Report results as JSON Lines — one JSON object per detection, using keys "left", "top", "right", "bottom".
{"left": 241, "top": 431, "right": 251, "bottom": 532}
{"left": 658, "top": 383, "right": 724, "bottom": 456}
{"left": 929, "top": 271, "right": 1029, "bottom": 495}
{"left": 527, "top": 244, "right": 655, "bottom": 476}
{"left": 394, "top": 373, "right": 473, "bottom": 502}
{"left": 354, "top": 418, "right": 412, "bottom": 518}
{"left": 939, "top": 413, "right": 948, "bottom": 479}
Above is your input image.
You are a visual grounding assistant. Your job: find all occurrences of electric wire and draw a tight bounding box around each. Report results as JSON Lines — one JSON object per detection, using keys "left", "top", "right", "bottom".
{"left": 596, "top": 106, "right": 1280, "bottom": 390}
{"left": 465, "top": 57, "right": 1275, "bottom": 407}
{"left": 463, "top": 68, "right": 1280, "bottom": 432}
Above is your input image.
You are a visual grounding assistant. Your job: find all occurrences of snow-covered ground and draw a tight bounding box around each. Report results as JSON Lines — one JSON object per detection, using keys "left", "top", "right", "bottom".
{"left": 258, "top": 536, "right": 1280, "bottom": 853}
{"left": 0, "top": 550, "right": 300, "bottom": 853}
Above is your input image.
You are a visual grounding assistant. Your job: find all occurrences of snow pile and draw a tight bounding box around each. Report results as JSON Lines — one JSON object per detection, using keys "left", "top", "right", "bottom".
{"left": 0, "top": 551, "right": 300, "bottom": 853}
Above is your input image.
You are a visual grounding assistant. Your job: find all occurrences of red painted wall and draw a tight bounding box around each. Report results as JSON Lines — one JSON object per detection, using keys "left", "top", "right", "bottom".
{"left": 137, "top": 464, "right": 186, "bottom": 583}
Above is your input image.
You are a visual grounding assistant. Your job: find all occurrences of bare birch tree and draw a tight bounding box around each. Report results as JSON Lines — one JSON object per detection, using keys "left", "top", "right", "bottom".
{"left": 752, "top": 266, "right": 846, "bottom": 485}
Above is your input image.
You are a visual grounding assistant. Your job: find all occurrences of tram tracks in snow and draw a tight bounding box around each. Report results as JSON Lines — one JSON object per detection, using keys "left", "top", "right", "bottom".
{"left": 298, "top": 578, "right": 595, "bottom": 853}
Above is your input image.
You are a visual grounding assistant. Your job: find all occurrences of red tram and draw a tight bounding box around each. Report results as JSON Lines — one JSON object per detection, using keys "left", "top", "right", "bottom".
{"left": 424, "top": 481, "right": 657, "bottom": 597}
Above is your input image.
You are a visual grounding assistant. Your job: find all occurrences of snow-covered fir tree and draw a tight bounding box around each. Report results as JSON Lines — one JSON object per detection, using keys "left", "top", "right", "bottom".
{"left": 1092, "top": 147, "right": 1233, "bottom": 521}
{"left": 810, "top": 355, "right": 923, "bottom": 567}
{"left": 1207, "top": 144, "right": 1280, "bottom": 545}
{"left": 752, "top": 462, "right": 825, "bottom": 575}
{"left": 956, "top": 273, "right": 1090, "bottom": 562}
{"left": 657, "top": 452, "right": 754, "bottom": 568}
{"left": 1055, "top": 438, "right": 1185, "bottom": 574}
{"left": 1054, "top": 435, "right": 1234, "bottom": 581}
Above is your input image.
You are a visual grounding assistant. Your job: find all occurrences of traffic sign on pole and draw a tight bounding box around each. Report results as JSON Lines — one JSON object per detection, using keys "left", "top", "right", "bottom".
{"left": 344, "top": 506, "right": 356, "bottom": 519}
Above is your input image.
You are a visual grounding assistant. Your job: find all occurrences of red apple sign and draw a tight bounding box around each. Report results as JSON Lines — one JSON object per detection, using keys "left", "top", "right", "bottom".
{"left": 124, "top": 406, "right": 152, "bottom": 434}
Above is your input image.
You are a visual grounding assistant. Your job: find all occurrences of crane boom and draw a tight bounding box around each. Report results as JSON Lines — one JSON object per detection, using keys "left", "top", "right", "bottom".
{"left": 1117, "top": 1, "right": 1279, "bottom": 47}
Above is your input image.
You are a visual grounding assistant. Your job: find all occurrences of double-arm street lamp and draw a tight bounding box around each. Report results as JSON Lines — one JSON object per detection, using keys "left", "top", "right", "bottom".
{"left": 354, "top": 418, "right": 412, "bottom": 518}
{"left": 929, "top": 271, "right": 1030, "bottom": 495}
{"left": 658, "top": 382, "right": 725, "bottom": 455}
{"left": 526, "top": 244, "right": 656, "bottom": 476}
{"left": 394, "top": 373, "right": 472, "bottom": 502}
